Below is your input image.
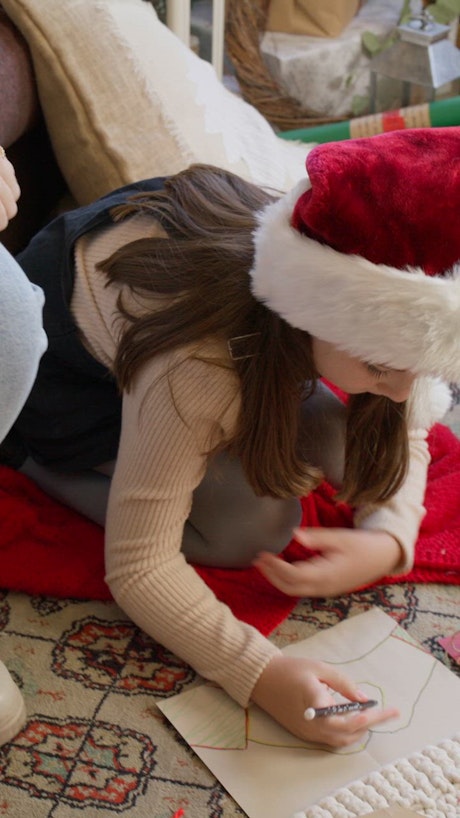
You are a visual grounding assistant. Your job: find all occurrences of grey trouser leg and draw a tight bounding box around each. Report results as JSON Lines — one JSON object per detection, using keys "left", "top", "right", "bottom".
{"left": 298, "top": 381, "right": 346, "bottom": 490}
{"left": 183, "top": 381, "right": 346, "bottom": 567}
{"left": 182, "top": 453, "right": 302, "bottom": 566}
{"left": 19, "top": 382, "right": 346, "bottom": 567}
{"left": 19, "top": 458, "right": 110, "bottom": 528}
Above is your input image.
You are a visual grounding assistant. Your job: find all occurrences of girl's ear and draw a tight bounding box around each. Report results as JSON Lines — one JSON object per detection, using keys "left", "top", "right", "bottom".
{"left": 406, "top": 377, "right": 452, "bottom": 431}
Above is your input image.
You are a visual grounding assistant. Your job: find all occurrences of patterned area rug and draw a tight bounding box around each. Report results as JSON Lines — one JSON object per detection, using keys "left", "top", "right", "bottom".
{"left": 0, "top": 585, "right": 459, "bottom": 818}
{"left": 0, "top": 396, "right": 459, "bottom": 818}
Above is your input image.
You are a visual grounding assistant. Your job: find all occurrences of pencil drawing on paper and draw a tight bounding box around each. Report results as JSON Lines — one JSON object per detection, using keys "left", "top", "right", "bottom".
{"left": 158, "top": 608, "right": 460, "bottom": 818}
{"left": 162, "top": 618, "right": 438, "bottom": 754}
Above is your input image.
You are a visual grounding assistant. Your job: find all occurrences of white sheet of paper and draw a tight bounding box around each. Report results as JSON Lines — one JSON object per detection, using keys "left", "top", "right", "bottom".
{"left": 158, "top": 608, "right": 460, "bottom": 818}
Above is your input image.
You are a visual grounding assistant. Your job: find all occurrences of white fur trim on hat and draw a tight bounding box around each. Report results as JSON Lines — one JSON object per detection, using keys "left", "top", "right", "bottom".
{"left": 250, "top": 180, "right": 460, "bottom": 383}
{"left": 406, "top": 376, "right": 452, "bottom": 430}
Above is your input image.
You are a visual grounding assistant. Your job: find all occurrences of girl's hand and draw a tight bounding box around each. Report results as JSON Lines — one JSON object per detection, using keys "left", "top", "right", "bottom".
{"left": 0, "top": 149, "right": 20, "bottom": 231}
{"left": 251, "top": 654, "right": 399, "bottom": 747}
{"left": 253, "top": 528, "right": 402, "bottom": 597}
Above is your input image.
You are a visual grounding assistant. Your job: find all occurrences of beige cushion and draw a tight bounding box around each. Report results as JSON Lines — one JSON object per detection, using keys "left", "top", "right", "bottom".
{"left": 2, "top": 0, "right": 309, "bottom": 205}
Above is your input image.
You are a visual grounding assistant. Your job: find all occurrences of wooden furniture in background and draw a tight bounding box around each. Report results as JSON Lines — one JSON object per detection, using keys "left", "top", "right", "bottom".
{"left": 166, "top": 0, "right": 225, "bottom": 78}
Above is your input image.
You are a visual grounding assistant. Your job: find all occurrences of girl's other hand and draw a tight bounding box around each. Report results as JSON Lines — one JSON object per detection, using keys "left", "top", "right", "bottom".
{"left": 253, "top": 528, "right": 402, "bottom": 598}
{"left": 0, "top": 149, "right": 20, "bottom": 231}
{"left": 251, "top": 653, "right": 399, "bottom": 747}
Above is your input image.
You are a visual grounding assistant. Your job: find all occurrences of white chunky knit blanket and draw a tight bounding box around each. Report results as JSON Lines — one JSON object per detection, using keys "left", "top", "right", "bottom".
{"left": 295, "top": 735, "right": 460, "bottom": 818}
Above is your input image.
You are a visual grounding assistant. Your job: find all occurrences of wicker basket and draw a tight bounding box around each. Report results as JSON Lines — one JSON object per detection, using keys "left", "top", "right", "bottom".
{"left": 225, "top": 0, "right": 345, "bottom": 131}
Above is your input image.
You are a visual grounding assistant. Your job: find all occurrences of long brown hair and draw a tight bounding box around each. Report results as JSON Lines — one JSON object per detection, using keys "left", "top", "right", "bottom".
{"left": 98, "top": 164, "right": 408, "bottom": 506}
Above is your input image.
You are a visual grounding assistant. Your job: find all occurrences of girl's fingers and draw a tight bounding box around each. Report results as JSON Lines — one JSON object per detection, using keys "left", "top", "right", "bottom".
{"left": 293, "top": 527, "right": 341, "bottom": 553}
{"left": 253, "top": 552, "right": 314, "bottom": 595}
{"left": 0, "top": 155, "right": 20, "bottom": 201}
{"left": 302, "top": 664, "right": 400, "bottom": 745}
{"left": 311, "top": 707, "right": 400, "bottom": 747}
{"left": 0, "top": 204, "right": 8, "bottom": 232}
{"left": 316, "top": 664, "right": 369, "bottom": 703}
{"left": 253, "top": 551, "right": 330, "bottom": 596}
{"left": 363, "top": 706, "right": 400, "bottom": 729}
{"left": 292, "top": 527, "right": 316, "bottom": 548}
{"left": 0, "top": 178, "right": 18, "bottom": 224}
{"left": 334, "top": 706, "right": 400, "bottom": 733}
{"left": 253, "top": 552, "right": 298, "bottom": 581}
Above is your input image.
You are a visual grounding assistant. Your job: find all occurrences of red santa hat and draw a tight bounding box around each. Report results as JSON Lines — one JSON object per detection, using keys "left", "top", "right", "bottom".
{"left": 250, "top": 127, "right": 460, "bottom": 385}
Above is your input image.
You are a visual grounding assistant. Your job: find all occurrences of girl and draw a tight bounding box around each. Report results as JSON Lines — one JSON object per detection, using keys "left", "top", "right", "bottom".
{"left": 6, "top": 128, "right": 459, "bottom": 747}
{"left": 0, "top": 146, "right": 47, "bottom": 745}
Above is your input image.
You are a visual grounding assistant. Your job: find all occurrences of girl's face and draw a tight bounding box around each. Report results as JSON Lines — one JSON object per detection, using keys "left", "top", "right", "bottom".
{"left": 311, "top": 338, "right": 416, "bottom": 403}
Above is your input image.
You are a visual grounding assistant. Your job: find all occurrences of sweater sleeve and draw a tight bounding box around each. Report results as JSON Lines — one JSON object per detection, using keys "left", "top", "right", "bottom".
{"left": 72, "top": 217, "right": 281, "bottom": 707}
{"left": 353, "top": 429, "right": 430, "bottom": 574}
{"left": 104, "top": 353, "right": 281, "bottom": 706}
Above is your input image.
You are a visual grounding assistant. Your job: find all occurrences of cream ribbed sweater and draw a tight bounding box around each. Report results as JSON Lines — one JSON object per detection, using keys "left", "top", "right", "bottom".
{"left": 71, "top": 215, "right": 430, "bottom": 707}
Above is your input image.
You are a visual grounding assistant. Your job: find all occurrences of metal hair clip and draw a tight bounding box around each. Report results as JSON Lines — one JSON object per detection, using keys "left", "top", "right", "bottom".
{"left": 227, "top": 333, "right": 261, "bottom": 361}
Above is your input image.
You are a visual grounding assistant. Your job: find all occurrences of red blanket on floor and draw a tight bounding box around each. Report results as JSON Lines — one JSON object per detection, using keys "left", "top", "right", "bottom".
{"left": 0, "top": 423, "right": 458, "bottom": 636}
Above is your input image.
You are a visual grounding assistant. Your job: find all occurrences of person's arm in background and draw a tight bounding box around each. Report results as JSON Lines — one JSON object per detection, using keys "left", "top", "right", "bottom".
{"left": 0, "top": 146, "right": 20, "bottom": 229}
{"left": 0, "top": 147, "right": 47, "bottom": 749}
{"left": 0, "top": 147, "right": 47, "bottom": 441}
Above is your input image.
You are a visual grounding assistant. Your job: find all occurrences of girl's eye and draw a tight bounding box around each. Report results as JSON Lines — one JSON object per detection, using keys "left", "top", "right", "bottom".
{"left": 366, "top": 363, "right": 388, "bottom": 379}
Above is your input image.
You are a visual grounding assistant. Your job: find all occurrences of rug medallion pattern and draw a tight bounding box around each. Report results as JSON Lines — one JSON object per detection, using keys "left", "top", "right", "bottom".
{"left": 0, "top": 582, "right": 459, "bottom": 818}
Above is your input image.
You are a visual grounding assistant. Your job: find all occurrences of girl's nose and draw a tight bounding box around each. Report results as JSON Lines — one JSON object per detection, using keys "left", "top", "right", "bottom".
{"left": 379, "top": 371, "right": 416, "bottom": 403}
